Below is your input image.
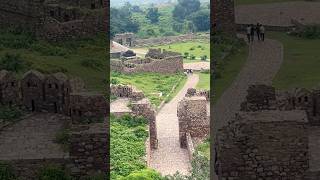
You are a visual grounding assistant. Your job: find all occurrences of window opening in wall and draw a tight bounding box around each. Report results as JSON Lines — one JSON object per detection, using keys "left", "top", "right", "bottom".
{"left": 49, "top": 84, "right": 52, "bottom": 88}
{"left": 91, "top": 3, "right": 96, "bottom": 9}
{"left": 27, "top": 82, "right": 31, "bottom": 87}
{"left": 11, "top": 82, "right": 15, "bottom": 87}
{"left": 305, "top": 96, "right": 309, "bottom": 102}
{"left": 64, "top": 14, "right": 70, "bottom": 21}
{"left": 50, "top": 10, "right": 54, "bottom": 17}
{"left": 55, "top": 84, "right": 58, "bottom": 89}
{"left": 54, "top": 102, "right": 58, "bottom": 113}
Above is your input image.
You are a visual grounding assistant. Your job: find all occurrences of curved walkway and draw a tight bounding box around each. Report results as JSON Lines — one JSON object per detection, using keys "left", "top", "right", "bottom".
{"left": 150, "top": 74, "right": 199, "bottom": 175}
{"left": 213, "top": 36, "right": 283, "bottom": 133}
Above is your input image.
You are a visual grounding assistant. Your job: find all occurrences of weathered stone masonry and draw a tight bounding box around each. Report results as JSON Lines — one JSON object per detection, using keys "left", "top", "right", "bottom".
{"left": 0, "top": 0, "right": 108, "bottom": 41}
{"left": 212, "top": 0, "right": 236, "bottom": 32}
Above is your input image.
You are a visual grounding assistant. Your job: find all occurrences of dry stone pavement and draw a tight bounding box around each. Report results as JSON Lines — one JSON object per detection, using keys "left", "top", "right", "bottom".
{"left": 150, "top": 74, "right": 199, "bottom": 175}
{"left": 0, "top": 113, "right": 69, "bottom": 160}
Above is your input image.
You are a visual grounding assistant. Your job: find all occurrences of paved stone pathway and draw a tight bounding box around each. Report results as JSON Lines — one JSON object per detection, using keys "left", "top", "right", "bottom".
{"left": 213, "top": 37, "right": 283, "bottom": 133}
{"left": 0, "top": 113, "right": 69, "bottom": 160}
{"left": 236, "top": 2, "right": 320, "bottom": 27}
{"left": 150, "top": 74, "right": 199, "bottom": 175}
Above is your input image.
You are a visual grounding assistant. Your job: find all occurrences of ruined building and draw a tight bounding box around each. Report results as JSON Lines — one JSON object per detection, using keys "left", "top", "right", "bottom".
{"left": 215, "top": 84, "right": 320, "bottom": 179}
{"left": 0, "top": 0, "right": 108, "bottom": 41}
{"left": 113, "top": 33, "right": 135, "bottom": 47}
{"left": 212, "top": 0, "right": 236, "bottom": 32}
{"left": 0, "top": 69, "right": 107, "bottom": 123}
{"left": 111, "top": 49, "right": 184, "bottom": 74}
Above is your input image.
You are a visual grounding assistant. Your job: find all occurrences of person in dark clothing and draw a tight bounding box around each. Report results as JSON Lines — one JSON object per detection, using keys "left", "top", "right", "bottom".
{"left": 250, "top": 24, "right": 255, "bottom": 42}
{"left": 256, "top": 23, "right": 261, "bottom": 41}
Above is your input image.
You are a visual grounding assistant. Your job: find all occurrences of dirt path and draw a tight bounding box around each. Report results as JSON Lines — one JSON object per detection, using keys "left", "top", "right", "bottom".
{"left": 213, "top": 37, "right": 283, "bottom": 133}
{"left": 150, "top": 74, "right": 199, "bottom": 175}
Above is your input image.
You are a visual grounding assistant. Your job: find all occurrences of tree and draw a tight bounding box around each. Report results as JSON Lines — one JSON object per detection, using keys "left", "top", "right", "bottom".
{"left": 172, "top": 0, "right": 200, "bottom": 21}
{"left": 146, "top": 8, "right": 160, "bottom": 24}
{"left": 188, "top": 9, "right": 210, "bottom": 31}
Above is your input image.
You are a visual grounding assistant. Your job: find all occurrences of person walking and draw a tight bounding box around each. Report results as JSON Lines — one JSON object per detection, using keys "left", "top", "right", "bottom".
{"left": 260, "top": 24, "right": 265, "bottom": 41}
{"left": 246, "top": 25, "right": 251, "bottom": 43}
{"left": 250, "top": 24, "right": 255, "bottom": 42}
{"left": 256, "top": 23, "right": 261, "bottom": 41}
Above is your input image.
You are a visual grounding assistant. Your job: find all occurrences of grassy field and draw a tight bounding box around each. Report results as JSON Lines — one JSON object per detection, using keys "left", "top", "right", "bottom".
{"left": 0, "top": 30, "right": 107, "bottom": 92}
{"left": 268, "top": 32, "right": 320, "bottom": 90}
{"left": 196, "top": 72, "right": 210, "bottom": 90}
{"left": 152, "top": 41, "right": 210, "bottom": 63}
{"left": 214, "top": 45, "right": 249, "bottom": 103}
{"left": 111, "top": 71, "right": 187, "bottom": 106}
{"left": 235, "top": 0, "right": 301, "bottom": 5}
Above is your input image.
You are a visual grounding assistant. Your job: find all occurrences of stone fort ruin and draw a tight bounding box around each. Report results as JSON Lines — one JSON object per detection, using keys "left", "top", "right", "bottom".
{"left": 0, "top": 69, "right": 108, "bottom": 178}
{"left": 212, "top": 0, "right": 236, "bottom": 32}
{"left": 0, "top": 69, "right": 107, "bottom": 123}
{"left": 0, "top": 0, "right": 108, "bottom": 41}
{"left": 215, "top": 84, "right": 320, "bottom": 179}
{"left": 111, "top": 48, "right": 184, "bottom": 74}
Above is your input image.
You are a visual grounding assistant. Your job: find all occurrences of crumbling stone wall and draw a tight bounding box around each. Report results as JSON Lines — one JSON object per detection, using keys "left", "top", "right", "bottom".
{"left": 111, "top": 49, "right": 184, "bottom": 74}
{"left": 110, "top": 84, "right": 144, "bottom": 101}
{"left": 131, "top": 99, "right": 158, "bottom": 149}
{"left": 0, "top": 0, "right": 108, "bottom": 41}
{"left": 114, "top": 33, "right": 135, "bottom": 47}
{"left": 69, "top": 93, "right": 107, "bottom": 124}
{"left": 69, "top": 122, "right": 108, "bottom": 176}
{"left": 178, "top": 96, "right": 209, "bottom": 148}
{"left": 212, "top": 0, "right": 236, "bottom": 33}
{"left": 186, "top": 88, "right": 210, "bottom": 101}
{"left": 216, "top": 110, "right": 309, "bottom": 179}
{"left": 241, "top": 84, "right": 320, "bottom": 125}
{"left": 0, "top": 70, "right": 20, "bottom": 105}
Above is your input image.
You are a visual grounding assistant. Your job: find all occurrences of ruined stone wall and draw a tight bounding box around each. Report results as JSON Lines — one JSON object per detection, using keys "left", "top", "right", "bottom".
{"left": 131, "top": 99, "right": 158, "bottom": 149}
{"left": 178, "top": 96, "right": 209, "bottom": 148}
{"left": 110, "top": 84, "right": 144, "bottom": 101}
{"left": 241, "top": 84, "right": 320, "bottom": 125}
{"left": 114, "top": 33, "right": 135, "bottom": 47}
{"left": 0, "top": 70, "right": 20, "bottom": 105}
{"left": 212, "top": 0, "right": 236, "bottom": 33}
{"left": 69, "top": 93, "right": 107, "bottom": 124}
{"left": 186, "top": 88, "right": 210, "bottom": 101}
{"left": 69, "top": 122, "right": 108, "bottom": 176}
{"left": 216, "top": 111, "right": 309, "bottom": 179}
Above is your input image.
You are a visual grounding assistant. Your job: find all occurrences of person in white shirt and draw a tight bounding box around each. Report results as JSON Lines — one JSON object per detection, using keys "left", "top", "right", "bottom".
{"left": 246, "top": 25, "right": 251, "bottom": 43}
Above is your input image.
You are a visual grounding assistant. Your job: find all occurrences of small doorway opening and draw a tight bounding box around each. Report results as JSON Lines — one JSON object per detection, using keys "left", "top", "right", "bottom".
{"left": 31, "top": 100, "right": 35, "bottom": 112}
{"left": 54, "top": 102, "right": 58, "bottom": 113}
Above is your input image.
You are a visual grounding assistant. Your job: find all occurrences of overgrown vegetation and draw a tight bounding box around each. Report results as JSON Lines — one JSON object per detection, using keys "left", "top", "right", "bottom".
{"left": 111, "top": 71, "right": 187, "bottom": 106}
{"left": 196, "top": 71, "right": 210, "bottom": 90}
{"left": 0, "top": 28, "right": 107, "bottom": 92}
{"left": 213, "top": 33, "right": 248, "bottom": 102}
{"left": 54, "top": 129, "right": 70, "bottom": 152}
{"left": 290, "top": 25, "right": 320, "bottom": 39}
{"left": 111, "top": 0, "right": 209, "bottom": 39}
{"left": 110, "top": 114, "right": 149, "bottom": 179}
{"left": 38, "top": 165, "right": 72, "bottom": 180}
{"left": 0, "top": 105, "right": 24, "bottom": 123}
{"left": 0, "top": 162, "right": 16, "bottom": 180}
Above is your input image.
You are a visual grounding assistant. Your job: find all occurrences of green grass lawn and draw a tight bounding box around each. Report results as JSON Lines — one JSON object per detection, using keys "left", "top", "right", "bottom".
{"left": 196, "top": 139, "right": 210, "bottom": 160}
{"left": 214, "top": 45, "right": 249, "bottom": 103}
{"left": 152, "top": 41, "right": 210, "bottom": 63}
{"left": 0, "top": 31, "right": 107, "bottom": 92}
{"left": 268, "top": 32, "right": 320, "bottom": 90}
{"left": 235, "top": 0, "right": 301, "bottom": 5}
{"left": 111, "top": 72, "right": 187, "bottom": 106}
{"left": 196, "top": 72, "right": 210, "bottom": 90}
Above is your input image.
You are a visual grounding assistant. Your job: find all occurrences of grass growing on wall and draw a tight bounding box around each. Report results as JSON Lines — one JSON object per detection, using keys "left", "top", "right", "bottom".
{"left": 0, "top": 29, "right": 107, "bottom": 92}
{"left": 111, "top": 71, "right": 187, "bottom": 106}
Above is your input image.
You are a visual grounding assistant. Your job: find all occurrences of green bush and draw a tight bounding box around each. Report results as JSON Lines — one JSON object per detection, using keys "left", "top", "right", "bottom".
{"left": 183, "top": 52, "right": 189, "bottom": 58}
{"left": 0, "top": 105, "right": 24, "bottom": 122}
{"left": 38, "top": 165, "right": 71, "bottom": 180}
{"left": 111, "top": 78, "right": 120, "bottom": 85}
{"left": 0, "top": 162, "right": 16, "bottom": 180}
{"left": 201, "top": 55, "right": 207, "bottom": 61}
{"left": 30, "top": 43, "right": 68, "bottom": 56}
{"left": 119, "top": 169, "right": 164, "bottom": 180}
{"left": 0, "top": 53, "right": 26, "bottom": 72}
{"left": 0, "top": 30, "right": 35, "bottom": 49}
{"left": 297, "top": 25, "right": 320, "bottom": 39}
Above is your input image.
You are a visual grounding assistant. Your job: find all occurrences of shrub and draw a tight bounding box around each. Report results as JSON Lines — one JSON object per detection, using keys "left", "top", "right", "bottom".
{"left": 0, "top": 53, "right": 25, "bottom": 72}
{"left": 201, "top": 55, "right": 207, "bottom": 61}
{"left": 190, "top": 55, "right": 196, "bottom": 60}
{"left": 119, "top": 169, "right": 164, "bottom": 180}
{"left": 0, "top": 105, "right": 24, "bottom": 122}
{"left": 38, "top": 165, "right": 71, "bottom": 180}
{"left": 30, "top": 43, "right": 68, "bottom": 56}
{"left": 189, "top": 47, "right": 195, "bottom": 51}
{"left": 183, "top": 52, "right": 189, "bottom": 58}
{"left": 54, "top": 129, "right": 70, "bottom": 152}
{"left": 111, "top": 78, "right": 119, "bottom": 85}
{"left": 0, "top": 162, "right": 16, "bottom": 180}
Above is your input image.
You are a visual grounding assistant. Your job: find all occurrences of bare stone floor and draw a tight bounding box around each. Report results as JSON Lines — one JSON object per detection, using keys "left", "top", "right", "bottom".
{"left": 183, "top": 62, "right": 210, "bottom": 71}
{"left": 110, "top": 98, "right": 131, "bottom": 114}
{"left": 236, "top": 2, "right": 320, "bottom": 27}
{"left": 0, "top": 113, "right": 69, "bottom": 160}
{"left": 150, "top": 74, "right": 199, "bottom": 175}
